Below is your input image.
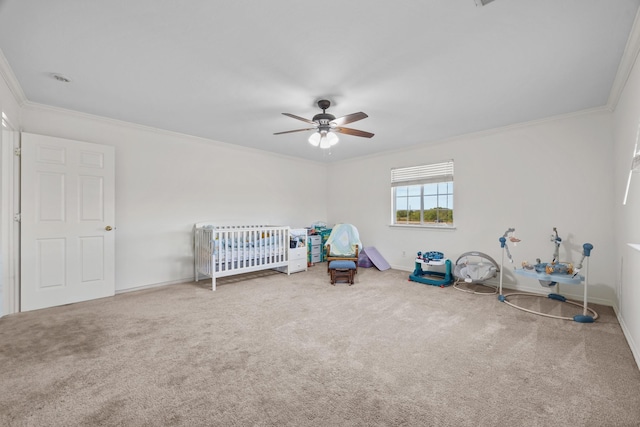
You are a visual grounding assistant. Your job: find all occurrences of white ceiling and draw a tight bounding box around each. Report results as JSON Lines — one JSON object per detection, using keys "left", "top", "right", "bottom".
{"left": 1, "top": 0, "right": 639, "bottom": 163}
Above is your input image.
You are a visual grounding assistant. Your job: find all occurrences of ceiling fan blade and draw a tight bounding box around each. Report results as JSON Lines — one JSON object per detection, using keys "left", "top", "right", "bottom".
{"left": 282, "top": 113, "right": 317, "bottom": 125}
{"left": 334, "top": 127, "right": 374, "bottom": 138}
{"left": 331, "top": 112, "right": 368, "bottom": 126}
{"left": 274, "top": 128, "right": 316, "bottom": 135}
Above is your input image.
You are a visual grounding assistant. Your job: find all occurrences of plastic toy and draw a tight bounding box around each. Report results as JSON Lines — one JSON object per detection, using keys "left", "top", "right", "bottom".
{"left": 498, "top": 227, "right": 597, "bottom": 323}
{"left": 524, "top": 227, "right": 575, "bottom": 286}
{"left": 409, "top": 251, "right": 453, "bottom": 287}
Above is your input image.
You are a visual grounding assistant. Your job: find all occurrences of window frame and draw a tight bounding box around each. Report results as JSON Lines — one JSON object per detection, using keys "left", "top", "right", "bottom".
{"left": 391, "top": 160, "right": 454, "bottom": 228}
{"left": 623, "top": 134, "right": 640, "bottom": 205}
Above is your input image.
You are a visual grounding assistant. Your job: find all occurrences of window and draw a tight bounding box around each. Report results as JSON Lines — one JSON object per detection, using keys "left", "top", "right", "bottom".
{"left": 391, "top": 160, "right": 454, "bottom": 226}
{"left": 624, "top": 123, "right": 640, "bottom": 205}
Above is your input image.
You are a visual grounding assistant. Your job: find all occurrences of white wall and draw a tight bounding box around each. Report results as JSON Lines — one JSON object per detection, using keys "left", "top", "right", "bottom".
{"left": 327, "top": 110, "right": 617, "bottom": 305}
{"left": 19, "top": 103, "right": 618, "bottom": 304}
{"left": 612, "top": 45, "right": 640, "bottom": 367}
{"left": 20, "top": 104, "right": 328, "bottom": 291}
{"left": 0, "top": 74, "right": 625, "bottom": 313}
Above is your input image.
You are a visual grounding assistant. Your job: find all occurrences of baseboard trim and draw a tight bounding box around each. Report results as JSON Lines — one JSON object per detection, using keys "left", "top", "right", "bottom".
{"left": 115, "top": 277, "right": 194, "bottom": 295}
{"left": 613, "top": 305, "right": 640, "bottom": 371}
{"left": 393, "top": 264, "right": 614, "bottom": 306}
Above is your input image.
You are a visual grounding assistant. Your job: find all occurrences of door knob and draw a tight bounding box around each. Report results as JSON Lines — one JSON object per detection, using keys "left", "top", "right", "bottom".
{"left": 105, "top": 226, "right": 113, "bottom": 231}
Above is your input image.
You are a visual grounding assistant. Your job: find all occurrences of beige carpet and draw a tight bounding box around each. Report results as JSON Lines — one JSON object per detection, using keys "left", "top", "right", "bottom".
{"left": 1, "top": 266, "right": 639, "bottom": 426}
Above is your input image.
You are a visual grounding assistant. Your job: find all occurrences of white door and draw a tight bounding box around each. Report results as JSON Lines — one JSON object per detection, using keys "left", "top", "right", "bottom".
{"left": 20, "top": 133, "right": 115, "bottom": 312}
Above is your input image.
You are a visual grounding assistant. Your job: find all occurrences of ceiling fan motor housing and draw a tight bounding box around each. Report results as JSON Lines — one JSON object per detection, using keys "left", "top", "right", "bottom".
{"left": 313, "top": 100, "right": 335, "bottom": 123}
{"left": 312, "top": 113, "right": 336, "bottom": 123}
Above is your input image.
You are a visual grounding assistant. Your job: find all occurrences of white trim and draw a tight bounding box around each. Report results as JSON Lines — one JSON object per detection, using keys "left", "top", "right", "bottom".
{"left": 488, "top": 282, "right": 613, "bottom": 307}
{"left": 395, "top": 263, "right": 616, "bottom": 306}
{"left": 329, "top": 106, "right": 611, "bottom": 166}
{"left": 615, "top": 305, "right": 640, "bottom": 371}
{"left": 0, "top": 115, "right": 20, "bottom": 316}
{"left": 20, "top": 101, "right": 327, "bottom": 167}
{"left": 389, "top": 224, "right": 456, "bottom": 231}
{"left": 0, "top": 48, "right": 27, "bottom": 106}
{"left": 115, "top": 277, "right": 195, "bottom": 295}
{"left": 608, "top": 6, "right": 640, "bottom": 111}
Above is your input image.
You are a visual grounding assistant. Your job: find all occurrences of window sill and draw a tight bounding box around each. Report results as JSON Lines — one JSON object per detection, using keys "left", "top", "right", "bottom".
{"left": 389, "top": 224, "right": 457, "bottom": 231}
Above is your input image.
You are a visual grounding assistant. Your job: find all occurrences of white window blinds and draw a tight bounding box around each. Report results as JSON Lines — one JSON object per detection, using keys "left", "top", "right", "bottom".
{"left": 391, "top": 160, "right": 454, "bottom": 187}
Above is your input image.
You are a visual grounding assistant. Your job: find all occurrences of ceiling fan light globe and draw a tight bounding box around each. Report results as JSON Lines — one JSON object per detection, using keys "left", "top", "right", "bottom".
{"left": 327, "top": 132, "right": 339, "bottom": 146}
{"left": 308, "top": 132, "right": 321, "bottom": 147}
{"left": 319, "top": 135, "right": 331, "bottom": 149}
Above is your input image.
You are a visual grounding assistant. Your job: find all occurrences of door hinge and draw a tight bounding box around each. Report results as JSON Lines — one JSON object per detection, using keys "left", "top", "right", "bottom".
{"left": 14, "top": 213, "right": 21, "bottom": 222}
{"left": 14, "top": 147, "right": 21, "bottom": 156}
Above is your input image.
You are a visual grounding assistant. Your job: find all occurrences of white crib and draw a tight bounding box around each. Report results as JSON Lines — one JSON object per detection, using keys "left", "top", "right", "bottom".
{"left": 194, "top": 223, "right": 290, "bottom": 290}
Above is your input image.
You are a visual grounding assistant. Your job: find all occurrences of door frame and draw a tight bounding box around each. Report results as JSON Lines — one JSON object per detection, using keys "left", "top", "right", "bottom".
{"left": 1, "top": 112, "right": 20, "bottom": 316}
{"left": 19, "top": 133, "right": 115, "bottom": 312}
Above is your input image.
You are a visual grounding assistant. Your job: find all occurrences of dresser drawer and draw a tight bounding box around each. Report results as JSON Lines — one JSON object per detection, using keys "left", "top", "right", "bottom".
{"left": 309, "top": 235, "right": 322, "bottom": 245}
{"left": 289, "top": 247, "right": 307, "bottom": 261}
{"left": 288, "top": 259, "right": 307, "bottom": 273}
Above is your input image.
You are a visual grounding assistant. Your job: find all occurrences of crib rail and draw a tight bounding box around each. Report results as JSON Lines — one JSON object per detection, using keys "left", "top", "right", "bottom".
{"left": 194, "top": 224, "right": 290, "bottom": 290}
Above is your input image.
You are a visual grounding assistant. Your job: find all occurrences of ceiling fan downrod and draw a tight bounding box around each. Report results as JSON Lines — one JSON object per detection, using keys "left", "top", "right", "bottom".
{"left": 313, "top": 100, "right": 336, "bottom": 123}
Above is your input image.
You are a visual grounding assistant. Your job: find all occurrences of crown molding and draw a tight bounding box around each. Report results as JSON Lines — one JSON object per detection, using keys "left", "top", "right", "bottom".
{"left": 0, "top": 47, "right": 27, "bottom": 106}
{"left": 607, "top": 6, "right": 640, "bottom": 111}
{"left": 330, "top": 105, "right": 611, "bottom": 166}
{"left": 21, "top": 100, "right": 328, "bottom": 166}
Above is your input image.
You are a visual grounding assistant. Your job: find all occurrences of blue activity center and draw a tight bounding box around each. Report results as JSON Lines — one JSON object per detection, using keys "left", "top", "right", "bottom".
{"left": 409, "top": 251, "right": 453, "bottom": 287}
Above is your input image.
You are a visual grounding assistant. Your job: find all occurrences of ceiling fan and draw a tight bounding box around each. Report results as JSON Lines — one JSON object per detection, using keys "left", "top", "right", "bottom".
{"left": 274, "top": 100, "right": 374, "bottom": 149}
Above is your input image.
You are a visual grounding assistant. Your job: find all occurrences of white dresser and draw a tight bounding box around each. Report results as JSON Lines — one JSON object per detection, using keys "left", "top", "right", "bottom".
{"left": 286, "top": 228, "right": 308, "bottom": 273}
